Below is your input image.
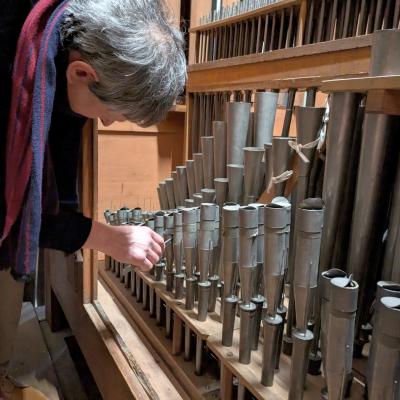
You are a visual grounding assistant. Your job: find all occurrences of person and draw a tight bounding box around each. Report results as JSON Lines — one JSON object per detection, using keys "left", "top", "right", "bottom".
{"left": 0, "top": 0, "right": 186, "bottom": 398}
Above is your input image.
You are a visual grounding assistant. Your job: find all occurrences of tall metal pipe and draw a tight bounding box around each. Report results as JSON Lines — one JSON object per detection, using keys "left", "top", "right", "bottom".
{"left": 264, "top": 143, "right": 273, "bottom": 190}
{"left": 367, "top": 296, "right": 400, "bottom": 400}
{"left": 254, "top": 91, "right": 278, "bottom": 147}
{"left": 213, "top": 121, "right": 227, "bottom": 178}
{"left": 201, "top": 136, "right": 215, "bottom": 189}
{"left": 271, "top": 137, "right": 293, "bottom": 196}
{"left": 227, "top": 164, "right": 244, "bottom": 204}
{"left": 243, "top": 147, "right": 264, "bottom": 204}
{"left": 319, "top": 92, "right": 362, "bottom": 271}
{"left": 174, "top": 211, "right": 184, "bottom": 299}
{"left": 347, "top": 113, "right": 399, "bottom": 346}
{"left": 165, "top": 178, "right": 176, "bottom": 209}
{"left": 209, "top": 206, "right": 221, "bottom": 312}
{"left": 193, "top": 153, "right": 205, "bottom": 193}
{"left": 325, "top": 276, "right": 359, "bottom": 400}
{"left": 226, "top": 101, "right": 251, "bottom": 165}
{"left": 176, "top": 166, "right": 189, "bottom": 203}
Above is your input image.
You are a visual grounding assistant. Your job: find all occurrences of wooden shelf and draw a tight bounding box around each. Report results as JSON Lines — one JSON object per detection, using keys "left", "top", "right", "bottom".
{"left": 187, "top": 36, "right": 372, "bottom": 92}
{"left": 189, "top": 0, "right": 300, "bottom": 32}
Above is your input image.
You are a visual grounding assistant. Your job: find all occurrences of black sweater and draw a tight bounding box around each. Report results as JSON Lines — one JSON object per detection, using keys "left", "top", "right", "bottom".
{"left": 0, "top": 0, "right": 92, "bottom": 268}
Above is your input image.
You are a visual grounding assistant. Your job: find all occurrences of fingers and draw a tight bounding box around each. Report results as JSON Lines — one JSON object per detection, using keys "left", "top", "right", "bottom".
{"left": 150, "top": 240, "right": 162, "bottom": 259}
{"left": 146, "top": 248, "right": 159, "bottom": 266}
{"left": 136, "top": 257, "right": 153, "bottom": 273}
{"left": 151, "top": 230, "right": 165, "bottom": 252}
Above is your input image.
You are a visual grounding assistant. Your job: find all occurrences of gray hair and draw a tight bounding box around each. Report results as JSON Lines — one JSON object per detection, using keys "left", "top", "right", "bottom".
{"left": 60, "top": 0, "right": 186, "bottom": 126}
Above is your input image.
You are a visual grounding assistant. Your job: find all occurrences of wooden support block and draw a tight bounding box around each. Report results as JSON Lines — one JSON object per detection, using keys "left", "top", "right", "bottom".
{"left": 366, "top": 89, "right": 400, "bottom": 115}
{"left": 220, "top": 363, "right": 234, "bottom": 400}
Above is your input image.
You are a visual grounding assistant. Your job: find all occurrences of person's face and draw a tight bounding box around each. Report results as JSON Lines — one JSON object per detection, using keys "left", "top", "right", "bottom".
{"left": 66, "top": 55, "right": 127, "bottom": 126}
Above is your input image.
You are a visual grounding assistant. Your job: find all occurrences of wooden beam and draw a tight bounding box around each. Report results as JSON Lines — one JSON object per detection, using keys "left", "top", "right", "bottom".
{"left": 321, "top": 74, "right": 400, "bottom": 92}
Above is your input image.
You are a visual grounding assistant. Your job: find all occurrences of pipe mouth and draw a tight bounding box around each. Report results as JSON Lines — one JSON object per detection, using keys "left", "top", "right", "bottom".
{"left": 243, "top": 147, "right": 265, "bottom": 152}
{"left": 381, "top": 296, "right": 400, "bottom": 310}
{"left": 227, "top": 164, "right": 244, "bottom": 169}
{"left": 299, "top": 197, "right": 324, "bottom": 211}
{"left": 214, "top": 178, "right": 229, "bottom": 183}
{"left": 322, "top": 269, "right": 347, "bottom": 279}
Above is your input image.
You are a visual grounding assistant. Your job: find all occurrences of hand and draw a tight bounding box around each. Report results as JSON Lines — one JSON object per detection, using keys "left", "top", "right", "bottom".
{"left": 84, "top": 221, "right": 164, "bottom": 272}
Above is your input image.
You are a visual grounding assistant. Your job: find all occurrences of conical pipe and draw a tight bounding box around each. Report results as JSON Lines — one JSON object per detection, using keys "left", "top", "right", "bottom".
{"left": 325, "top": 276, "right": 359, "bottom": 400}
{"left": 243, "top": 147, "right": 264, "bottom": 203}
{"left": 254, "top": 91, "right": 278, "bottom": 147}
{"left": 222, "top": 204, "right": 240, "bottom": 299}
{"left": 165, "top": 178, "right": 176, "bottom": 209}
{"left": 347, "top": 113, "right": 399, "bottom": 342}
{"left": 264, "top": 201, "right": 291, "bottom": 318}
{"left": 201, "top": 136, "right": 215, "bottom": 189}
{"left": 294, "top": 198, "right": 324, "bottom": 333}
{"left": 213, "top": 121, "right": 227, "bottom": 178}
{"left": 239, "top": 206, "right": 258, "bottom": 308}
{"left": 227, "top": 164, "right": 244, "bottom": 204}
{"left": 176, "top": 166, "right": 189, "bottom": 202}
{"left": 367, "top": 296, "right": 400, "bottom": 400}
{"left": 367, "top": 281, "right": 400, "bottom": 393}
{"left": 271, "top": 137, "right": 293, "bottom": 196}
{"left": 226, "top": 101, "right": 251, "bottom": 165}
{"left": 185, "top": 160, "right": 196, "bottom": 199}
{"left": 193, "top": 153, "right": 205, "bottom": 193}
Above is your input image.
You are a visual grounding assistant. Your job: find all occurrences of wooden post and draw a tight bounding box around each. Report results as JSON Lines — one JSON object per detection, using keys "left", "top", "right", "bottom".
{"left": 220, "top": 364, "right": 234, "bottom": 400}
{"left": 296, "top": 0, "right": 308, "bottom": 46}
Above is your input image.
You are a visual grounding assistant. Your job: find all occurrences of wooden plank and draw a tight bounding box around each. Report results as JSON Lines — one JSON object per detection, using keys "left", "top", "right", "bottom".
{"left": 366, "top": 89, "right": 400, "bottom": 115}
{"left": 189, "top": 0, "right": 300, "bottom": 32}
{"left": 95, "top": 285, "right": 182, "bottom": 399}
{"left": 322, "top": 74, "right": 400, "bottom": 92}
{"left": 187, "top": 37, "right": 371, "bottom": 92}
{"left": 99, "top": 266, "right": 218, "bottom": 400}
{"left": 9, "top": 303, "right": 61, "bottom": 400}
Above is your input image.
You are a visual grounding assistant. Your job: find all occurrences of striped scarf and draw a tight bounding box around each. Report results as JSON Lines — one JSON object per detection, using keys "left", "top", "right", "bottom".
{"left": 1, "top": 0, "right": 68, "bottom": 278}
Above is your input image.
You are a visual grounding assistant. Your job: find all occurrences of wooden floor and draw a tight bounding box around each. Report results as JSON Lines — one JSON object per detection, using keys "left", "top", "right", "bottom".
{"left": 8, "top": 303, "right": 101, "bottom": 400}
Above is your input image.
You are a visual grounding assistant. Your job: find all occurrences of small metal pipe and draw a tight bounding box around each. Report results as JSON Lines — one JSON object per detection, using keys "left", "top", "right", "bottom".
{"left": 186, "top": 160, "right": 196, "bottom": 199}
{"left": 172, "top": 171, "right": 183, "bottom": 207}
{"left": 165, "top": 306, "right": 172, "bottom": 338}
{"left": 289, "top": 330, "right": 314, "bottom": 400}
{"left": 213, "top": 121, "right": 227, "bottom": 178}
{"left": 142, "top": 282, "right": 149, "bottom": 310}
{"left": 184, "top": 325, "right": 192, "bottom": 361}
{"left": 158, "top": 182, "right": 169, "bottom": 210}
{"left": 164, "top": 213, "right": 175, "bottom": 292}
{"left": 214, "top": 178, "right": 229, "bottom": 211}
{"left": 281, "top": 88, "right": 296, "bottom": 137}
{"left": 239, "top": 302, "right": 257, "bottom": 364}
{"left": 222, "top": 295, "right": 238, "bottom": 347}
{"left": 226, "top": 102, "right": 251, "bottom": 165}
{"left": 227, "top": 164, "right": 244, "bottom": 204}
{"left": 176, "top": 166, "right": 189, "bottom": 203}
{"left": 193, "top": 153, "right": 205, "bottom": 193}
{"left": 165, "top": 178, "right": 176, "bottom": 209}
{"left": 201, "top": 136, "right": 215, "bottom": 189}
{"left": 261, "top": 315, "right": 283, "bottom": 386}
{"left": 201, "top": 188, "right": 216, "bottom": 203}
{"left": 195, "top": 336, "right": 204, "bottom": 375}
{"left": 193, "top": 193, "right": 202, "bottom": 207}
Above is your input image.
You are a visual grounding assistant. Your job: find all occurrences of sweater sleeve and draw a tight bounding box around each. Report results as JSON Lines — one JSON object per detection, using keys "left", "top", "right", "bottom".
{"left": 39, "top": 211, "right": 92, "bottom": 253}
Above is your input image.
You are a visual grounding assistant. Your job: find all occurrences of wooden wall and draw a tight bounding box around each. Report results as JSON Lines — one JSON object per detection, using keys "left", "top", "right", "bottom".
{"left": 97, "top": 111, "right": 185, "bottom": 215}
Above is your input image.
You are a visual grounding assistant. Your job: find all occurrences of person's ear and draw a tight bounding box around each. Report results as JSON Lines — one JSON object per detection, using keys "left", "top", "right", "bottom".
{"left": 66, "top": 61, "right": 99, "bottom": 86}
